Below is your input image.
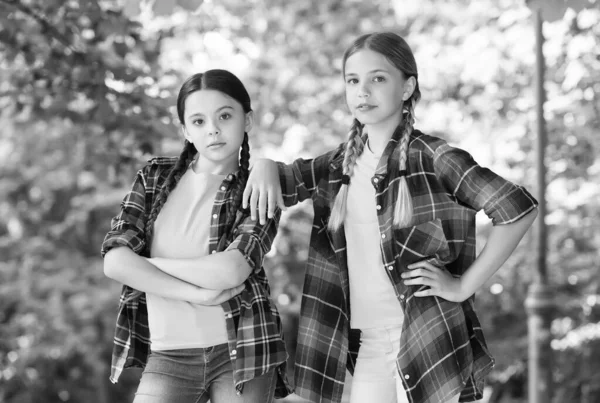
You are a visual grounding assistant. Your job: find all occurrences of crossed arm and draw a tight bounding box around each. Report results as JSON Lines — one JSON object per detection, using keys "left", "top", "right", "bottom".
{"left": 104, "top": 247, "right": 247, "bottom": 305}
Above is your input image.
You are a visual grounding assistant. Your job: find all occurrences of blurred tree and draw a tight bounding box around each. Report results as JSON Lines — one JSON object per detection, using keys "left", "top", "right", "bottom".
{"left": 0, "top": 0, "right": 598, "bottom": 402}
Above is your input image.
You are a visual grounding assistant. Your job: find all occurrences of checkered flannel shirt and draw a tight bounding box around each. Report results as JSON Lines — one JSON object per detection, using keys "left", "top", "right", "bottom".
{"left": 101, "top": 157, "right": 291, "bottom": 398}
{"left": 277, "top": 128, "right": 538, "bottom": 403}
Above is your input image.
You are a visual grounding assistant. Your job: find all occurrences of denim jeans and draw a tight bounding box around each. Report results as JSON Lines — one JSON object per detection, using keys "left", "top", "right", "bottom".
{"left": 133, "top": 343, "right": 276, "bottom": 403}
{"left": 350, "top": 326, "right": 460, "bottom": 403}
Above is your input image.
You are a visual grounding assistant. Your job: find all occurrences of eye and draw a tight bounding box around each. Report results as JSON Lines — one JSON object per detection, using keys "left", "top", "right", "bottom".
{"left": 373, "top": 76, "right": 386, "bottom": 83}
{"left": 346, "top": 78, "right": 358, "bottom": 85}
{"left": 220, "top": 112, "right": 232, "bottom": 120}
{"left": 192, "top": 118, "right": 204, "bottom": 126}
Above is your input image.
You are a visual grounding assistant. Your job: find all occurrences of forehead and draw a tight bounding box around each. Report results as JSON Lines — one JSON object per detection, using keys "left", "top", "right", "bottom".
{"left": 184, "top": 89, "right": 240, "bottom": 116}
{"left": 344, "top": 48, "right": 398, "bottom": 75}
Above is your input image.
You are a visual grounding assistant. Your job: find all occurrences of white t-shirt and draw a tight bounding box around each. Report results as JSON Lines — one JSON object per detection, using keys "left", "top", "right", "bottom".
{"left": 344, "top": 145, "right": 404, "bottom": 329}
{"left": 147, "top": 167, "right": 229, "bottom": 350}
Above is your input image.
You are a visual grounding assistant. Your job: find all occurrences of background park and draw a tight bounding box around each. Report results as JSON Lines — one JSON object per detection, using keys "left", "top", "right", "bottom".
{"left": 0, "top": 0, "right": 599, "bottom": 402}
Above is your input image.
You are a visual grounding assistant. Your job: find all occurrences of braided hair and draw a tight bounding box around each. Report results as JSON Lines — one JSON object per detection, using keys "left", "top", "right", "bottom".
{"left": 328, "top": 32, "right": 422, "bottom": 231}
{"left": 328, "top": 119, "right": 366, "bottom": 231}
{"left": 126, "top": 70, "right": 253, "bottom": 303}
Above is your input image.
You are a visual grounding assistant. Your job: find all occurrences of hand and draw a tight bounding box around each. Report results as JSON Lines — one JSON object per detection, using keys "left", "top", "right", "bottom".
{"left": 401, "top": 261, "right": 468, "bottom": 302}
{"left": 242, "top": 159, "right": 285, "bottom": 225}
{"left": 189, "top": 284, "right": 245, "bottom": 306}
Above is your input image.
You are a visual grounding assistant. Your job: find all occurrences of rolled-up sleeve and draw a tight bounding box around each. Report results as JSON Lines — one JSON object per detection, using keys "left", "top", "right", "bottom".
{"left": 101, "top": 168, "right": 148, "bottom": 257}
{"left": 434, "top": 143, "right": 538, "bottom": 225}
{"left": 226, "top": 208, "right": 281, "bottom": 273}
{"left": 277, "top": 145, "right": 343, "bottom": 207}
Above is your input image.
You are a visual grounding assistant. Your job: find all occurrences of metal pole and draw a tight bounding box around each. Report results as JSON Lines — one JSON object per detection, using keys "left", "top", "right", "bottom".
{"left": 525, "top": 7, "right": 554, "bottom": 403}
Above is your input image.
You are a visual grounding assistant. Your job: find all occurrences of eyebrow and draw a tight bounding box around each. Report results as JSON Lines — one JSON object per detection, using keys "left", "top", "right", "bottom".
{"left": 345, "top": 69, "right": 390, "bottom": 77}
{"left": 187, "top": 105, "right": 234, "bottom": 118}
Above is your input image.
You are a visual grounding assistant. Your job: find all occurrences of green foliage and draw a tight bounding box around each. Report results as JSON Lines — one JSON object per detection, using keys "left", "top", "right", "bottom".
{"left": 0, "top": 0, "right": 598, "bottom": 402}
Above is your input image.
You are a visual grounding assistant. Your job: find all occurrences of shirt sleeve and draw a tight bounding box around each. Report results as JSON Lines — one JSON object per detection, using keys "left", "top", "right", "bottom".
{"left": 225, "top": 208, "right": 281, "bottom": 274}
{"left": 277, "top": 145, "right": 342, "bottom": 207}
{"left": 434, "top": 143, "right": 538, "bottom": 225}
{"left": 101, "top": 168, "right": 148, "bottom": 258}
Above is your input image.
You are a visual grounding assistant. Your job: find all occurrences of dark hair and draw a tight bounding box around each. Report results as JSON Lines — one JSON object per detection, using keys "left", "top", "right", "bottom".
{"left": 127, "top": 70, "right": 252, "bottom": 302}
{"left": 329, "top": 32, "right": 421, "bottom": 231}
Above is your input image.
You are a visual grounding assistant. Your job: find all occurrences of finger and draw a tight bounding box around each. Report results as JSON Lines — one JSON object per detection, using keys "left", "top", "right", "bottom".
{"left": 242, "top": 184, "right": 252, "bottom": 209}
{"left": 402, "top": 268, "right": 435, "bottom": 279}
{"left": 404, "top": 277, "right": 434, "bottom": 287}
{"left": 407, "top": 261, "right": 431, "bottom": 270}
{"left": 277, "top": 191, "right": 286, "bottom": 211}
{"left": 408, "top": 261, "right": 441, "bottom": 272}
{"left": 258, "top": 188, "right": 268, "bottom": 225}
{"left": 267, "top": 187, "right": 276, "bottom": 219}
{"left": 249, "top": 187, "right": 259, "bottom": 221}
{"left": 414, "top": 288, "right": 436, "bottom": 298}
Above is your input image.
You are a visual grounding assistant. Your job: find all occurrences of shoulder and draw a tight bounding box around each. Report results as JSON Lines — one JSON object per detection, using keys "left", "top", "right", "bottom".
{"left": 136, "top": 156, "right": 178, "bottom": 183}
{"left": 408, "top": 130, "right": 449, "bottom": 155}
{"left": 326, "top": 142, "right": 347, "bottom": 170}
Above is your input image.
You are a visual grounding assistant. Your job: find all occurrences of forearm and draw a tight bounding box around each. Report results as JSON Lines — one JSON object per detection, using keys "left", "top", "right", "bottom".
{"left": 460, "top": 208, "right": 538, "bottom": 298}
{"left": 147, "top": 250, "right": 252, "bottom": 290}
{"left": 104, "top": 246, "right": 207, "bottom": 302}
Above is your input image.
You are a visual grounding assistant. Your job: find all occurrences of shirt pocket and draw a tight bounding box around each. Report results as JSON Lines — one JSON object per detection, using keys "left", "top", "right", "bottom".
{"left": 393, "top": 218, "right": 451, "bottom": 266}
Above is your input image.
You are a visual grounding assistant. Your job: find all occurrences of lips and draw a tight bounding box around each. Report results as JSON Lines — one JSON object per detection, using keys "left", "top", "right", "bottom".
{"left": 207, "top": 142, "right": 226, "bottom": 149}
{"left": 356, "top": 103, "right": 376, "bottom": 111}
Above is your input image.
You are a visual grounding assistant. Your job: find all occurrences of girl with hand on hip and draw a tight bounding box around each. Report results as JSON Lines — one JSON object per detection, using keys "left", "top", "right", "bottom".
{"left": 243, "top": 32, "right": 538, "bottom": 403}
{"left": 102, "top": 69, "right": 291, "bottom": 403}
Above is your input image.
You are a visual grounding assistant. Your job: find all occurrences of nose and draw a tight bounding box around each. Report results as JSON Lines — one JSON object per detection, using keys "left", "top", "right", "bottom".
{"left": 207, "top": 122, "right": 220, "bottom": 136}
{"left": 357, "top": 82, "right": 370, "bottom": 98}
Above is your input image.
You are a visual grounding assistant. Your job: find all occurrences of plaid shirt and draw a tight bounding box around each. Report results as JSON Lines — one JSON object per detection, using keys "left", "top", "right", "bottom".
{"left": 277, "top": 128, "right": 538, "bottom": 403}
{"left": 101, "top": 157, "right": 291, "bottom": 398}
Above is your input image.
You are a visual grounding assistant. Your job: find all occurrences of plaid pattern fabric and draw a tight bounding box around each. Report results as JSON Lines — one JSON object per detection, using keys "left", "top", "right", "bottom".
{"left": 101, "top": 157, "right": 291, "bottom": 398}
{"left": 277, "top": 128, "right": 538, "bottom": 403}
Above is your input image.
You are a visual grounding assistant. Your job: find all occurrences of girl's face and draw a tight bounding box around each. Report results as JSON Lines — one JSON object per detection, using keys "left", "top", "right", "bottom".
{"left": 344, "top": 48, "right": 413, "bottom": 134}
{"left": 182, "top": 89, "right": 253, "bottom": 174}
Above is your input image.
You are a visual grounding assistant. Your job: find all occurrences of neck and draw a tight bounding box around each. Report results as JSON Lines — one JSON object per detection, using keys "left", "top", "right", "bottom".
{"left": 364, "top": 116, "right": 403, "bottom": 155}
{"left": 193, "top": 155, "right": 239, "bottom": 175}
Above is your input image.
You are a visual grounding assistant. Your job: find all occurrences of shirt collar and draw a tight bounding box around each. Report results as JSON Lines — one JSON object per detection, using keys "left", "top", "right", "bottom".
{"left": 328, "top": 123, "right": 406, "bottom": 174}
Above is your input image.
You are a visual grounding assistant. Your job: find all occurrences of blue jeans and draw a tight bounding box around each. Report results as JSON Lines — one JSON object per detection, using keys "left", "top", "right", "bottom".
{"left": 133, "top": 343, "right": 276, "bottom": 403}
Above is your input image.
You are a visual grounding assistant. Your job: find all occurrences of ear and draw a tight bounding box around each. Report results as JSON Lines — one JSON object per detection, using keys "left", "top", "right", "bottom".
{"left": 244, "top": 111, "right": 254, "bottom": 133}
{"left": 182, "top": 125, "right": 193, "bottom": 143}
{"left": 403, "top": 76, "right": 417, "bottom": 101}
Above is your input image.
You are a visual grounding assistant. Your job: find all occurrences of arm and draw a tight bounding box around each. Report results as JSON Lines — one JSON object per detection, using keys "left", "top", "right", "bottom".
{"left": 457, "top": 208, "right": 537, "bottom": 298}
{"left": 104, "top": 247, "right": 244, "bottom": 305}
{"left": 243, "top": 148, "right": 340, "bottom": 224}
{"left": 147, "top": 207, "right": 282, "bottom": 290}
{"left": 101, "top": 167, "right": 242, "bottom": 305}
{"left": 147, "top": 250, "right": 250, "bottom": 290}
{"left": 403, "top": 208, "right": 537, "bottom": 301}
{"left": 402, "top": 142, "right": 539, "bottom": 301}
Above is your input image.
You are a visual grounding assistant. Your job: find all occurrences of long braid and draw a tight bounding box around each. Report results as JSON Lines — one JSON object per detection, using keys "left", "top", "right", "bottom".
{"left": 124, "top": 140, "right": 197, "bottom": 303}
{"left": 393, "top": 98, "right": 416, "bottom": 227}
{"left": 328, "top": 119, "right": 365, "bottom": 231}
{"left": 218, "top": 132, "right": 250, "bottom": 248}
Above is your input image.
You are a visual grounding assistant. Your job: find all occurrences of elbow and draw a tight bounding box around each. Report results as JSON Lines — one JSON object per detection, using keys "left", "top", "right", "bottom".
{"left": 222, "top": 251, "right": 254, "bottom": 288}
{"left": 528, "top": 207, "right": 539, "bottom": 223}
{"left": 103, "top": 248, "right": 124, "bottom": 281}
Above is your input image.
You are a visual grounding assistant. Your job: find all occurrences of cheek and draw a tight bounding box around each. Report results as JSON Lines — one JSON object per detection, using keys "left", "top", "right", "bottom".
{"left": 345, "top": 88, "right": 354, "bottom": 106}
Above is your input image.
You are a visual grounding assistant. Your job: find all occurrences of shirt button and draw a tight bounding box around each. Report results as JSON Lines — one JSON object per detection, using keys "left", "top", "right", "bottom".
{"left": 404, "top": 374, "right": 410, "bottom": 380}
{"left": 211, "top": 250, "right": 216, "bottom": 254}
{"left": 231, "top": 349, "right": 237, "bottom": 355}
{"left": 226, "top": 313, "right": 232, "bottom": 318}
{"left": 376, "top": 205, "right": 382, "bottom": 210}
{"left": 381, "top": 234, "right": 386, "bottom": 239}
{"left": 227, "top": 174, "right": 233, "bottom": 180}
{"left": 400, "top": 294, "right": 405, "bottom": 300}
{"left": 212, "top": 214, "right": 218, "bottom": 219}
{"left": 387, "top": 265, "right": 394, "bottom": 271}
{"left": 220, "top": 186, "right": 226, "bottom": 191}
{"left": 373, "top": 178, "right": 379, "bottom": 183}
